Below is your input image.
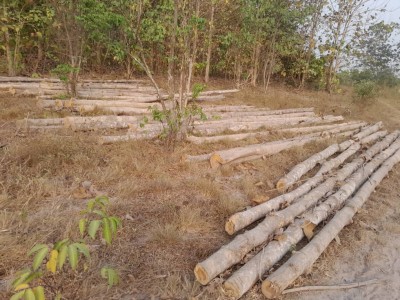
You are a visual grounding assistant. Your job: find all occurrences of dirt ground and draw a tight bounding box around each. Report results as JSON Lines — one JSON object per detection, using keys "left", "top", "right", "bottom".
{"left": 0, "top": 82, "right": 399, "bottom": 300}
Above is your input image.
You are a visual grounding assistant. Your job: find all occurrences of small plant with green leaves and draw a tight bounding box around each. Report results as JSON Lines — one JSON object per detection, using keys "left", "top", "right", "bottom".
{"left": 353, "top": 80, "right": 378, "bottom": 101}
{"left": 11, "top": 196, "right": 121, "bottom": 300}
{"left": 51, "top": 64, "right": 80, "bottom": 97}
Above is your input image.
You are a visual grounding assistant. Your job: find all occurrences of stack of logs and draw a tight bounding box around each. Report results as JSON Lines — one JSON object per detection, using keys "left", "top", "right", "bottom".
{"left": 0, "top": 76, "right": 239, "bottom": 114}
{"left": 194, "top": 124, "right": 400, "bottom": 299}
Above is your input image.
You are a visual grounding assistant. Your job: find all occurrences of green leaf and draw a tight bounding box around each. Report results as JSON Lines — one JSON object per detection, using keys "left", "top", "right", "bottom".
{"left": 32, "top": 286, "right": 45, "bottom": 300}
{"left": 100, "top": 267, "right": 119, "bottom": 287}
{"left": 28, "top": 244, "right": 47, "bottom": 256}
{"left": 54, "top": 238, "right": 69, "bottom": 251}
{"left": 96, "top": 196, "right": 109, "bottom": 207}
{"left": 88, "top": 220, "right": 101, "bottom": 239}
{"left": 74, "top": 243, "right": 90, "bottom": 259}
{"left": 79, "top": 218, "right": 87, "bottom": 236}
{"left": 23, "top": 288, "right": 35, "bottom": 300}
{"left": 102, "top": 217, "right": 112, "bottom": 245}
{"left": 32, "top": 247, "right": 49, "bottom": 271}
{"left": 10, "top": 290, "right": 25, "bottom": 300}
{"left": 108, "top": 217, "right": 117, "bottom": 235}
{"left": 92, "top": 209, "right": 106, "bottom": 218}
{"left": 55, "top": 292, "right": 62, "bottom": 300}
{"left": 12, "top": 270, "right": 32, "bottom": 288}
{"left": 57, "top": 244, "right": 68, "bottom": 270}
{"left": 68, "top": 244, "right": 78, "bottom": 270}
{"left": 87, "top": 198, "right": 95, "bottom": 211}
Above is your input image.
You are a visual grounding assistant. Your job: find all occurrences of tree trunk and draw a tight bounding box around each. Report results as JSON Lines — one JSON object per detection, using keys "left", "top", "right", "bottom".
{"left": 204, "top": 3, "right": 215, "bottom": 83}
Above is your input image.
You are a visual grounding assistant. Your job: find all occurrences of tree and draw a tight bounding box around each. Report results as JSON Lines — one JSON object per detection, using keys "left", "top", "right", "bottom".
{"left": 355, "top": 21, "right": 400, "bottom": 86}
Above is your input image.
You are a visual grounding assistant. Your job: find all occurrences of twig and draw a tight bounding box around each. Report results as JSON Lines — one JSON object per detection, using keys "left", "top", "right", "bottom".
{"left": 282, "top": 278, "right": 387, "bottom": 295}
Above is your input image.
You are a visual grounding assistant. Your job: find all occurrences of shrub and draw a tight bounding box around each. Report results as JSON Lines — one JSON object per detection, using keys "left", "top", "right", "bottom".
{"left": 353, "top": 80, "right": 377, "bottom": 101}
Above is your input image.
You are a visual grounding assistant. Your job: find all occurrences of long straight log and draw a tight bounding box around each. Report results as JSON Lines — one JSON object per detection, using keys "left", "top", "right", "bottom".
{"left": 208, "top": 110, "right": 317, "bottom": 119}
{"left": 279, "top": 121, "right": 367, "bottom": 134}
{"left": 37, "top": 99, "right": 165, "bottom": 109}
{"left": 64, "top": 116, "right": 138, "bottom": 131}
{"left": 224, "top": 130, "right": 390, "bottom": 236}
{"left": 16, "top": 118, "right": 65, "bottom": 127}
{"left": 261, "top": 146, "right": 400, "bottom": 299}
{"left": 192, "top": 115, "right": 343, "bottom": 140}
{"left": 194, "top": 143, "right": 380, "bottom": 285}
{"left": 352, "top": 122, "right": 383, "bottom": 140}
{"left": 223, "top": 136, "right": 400, "bottom": 298}
{"left": 196, "top": 112, "right": 317, "bottom": 124}
{"left": 359, "top": 130, "right": 387, "bottom": 144}
{"left": 275, "top": 124, "right": 383, "bottom": 192}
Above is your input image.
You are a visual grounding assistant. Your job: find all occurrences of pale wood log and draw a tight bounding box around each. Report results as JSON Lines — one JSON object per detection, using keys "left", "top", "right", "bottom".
{"left": 201, "top": 89, "right": 240, "bottom": 95}
{"left": 192, "top": 115, "right": 343, "bottom": 136}
{"left": 99, "top": 131, "right": 159, "bottom": 144}
{"left": 261, "top": 147, "right": 400, "bottom": 299}
{"left": 200, "top": 112, "right": 316, "bottom": 124}
{"left": 37, "top": 99, "right": 165, "bottom": 109}
{"left": 187, "top": 132, "right": 270, "bottom": 144}
{"left": 194, "top": 150, "right": 370, "bottom": 285}
{"left": 352, "top": 122, "right": 383, "bottom": 141}
{"left": 275, "top": 124, "right": 383, "bottom": 192}
{"left": 359, "top": 130, "right": 387, "bottom": 144}
{"left": 207, "top": 110, "right": 318, "bottom": 119}
{"left": 201, "top": 105, "right": 259, "bottom": 112}
{"left": 224, "top": 134, "right": 399, "bottom": 298}
{"left": 64, "top": 116, "right": 138, "bottom": 131}
{"left": 195, "top": 94, "right": 225, "bottom": 101}
{"left": 16, "top": 118, "right": 64, "bottom": 127}
{"left": 361, "top": 130, "right": 400, "bottom": 161}
{"left": 279, "top": 121, "right": 367, "bottom": 134}
{"left": 224, "top": 131, "right": 391, "bottom": 235}
{"left": 303, "top": 135, "right": 400, "bottom": 231}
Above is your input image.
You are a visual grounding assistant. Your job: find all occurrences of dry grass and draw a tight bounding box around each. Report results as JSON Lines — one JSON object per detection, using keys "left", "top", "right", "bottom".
{"left": 1, "top": 83, "right": 400, "bottom": 299}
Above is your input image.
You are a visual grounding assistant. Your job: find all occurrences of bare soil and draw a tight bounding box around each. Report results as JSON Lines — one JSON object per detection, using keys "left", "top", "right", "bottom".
{"left": 0, "top": 82, "right": 399, "bottom": 300}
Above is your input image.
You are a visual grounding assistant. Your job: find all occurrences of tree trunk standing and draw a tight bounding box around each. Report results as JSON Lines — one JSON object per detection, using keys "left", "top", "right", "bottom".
{"left": 234, "top": 55, "right": 243, "bottom": 89}
{"left": 204, "top": 2, "right": 215, "bottom": 83}
{"left": 251, "top": 41, "right": 261, "bottom": 87}
{"left": 263, "top": 31, "right": 277, "bottom": 92}
{"left": 300, "top": 0, "right": 325, "bottom": 89}
{"left": 3, "top": 29, "right": 16, "bottom": 76}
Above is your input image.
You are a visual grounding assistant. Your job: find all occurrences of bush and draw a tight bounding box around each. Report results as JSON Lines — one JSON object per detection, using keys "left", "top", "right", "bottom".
{"left": 353, "top": 80, "right": 378, "bottom": 101}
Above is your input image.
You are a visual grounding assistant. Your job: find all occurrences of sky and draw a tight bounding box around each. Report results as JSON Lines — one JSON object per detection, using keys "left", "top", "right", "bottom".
{"left": 374, "top": 0, "right": 400, "bottom": 23}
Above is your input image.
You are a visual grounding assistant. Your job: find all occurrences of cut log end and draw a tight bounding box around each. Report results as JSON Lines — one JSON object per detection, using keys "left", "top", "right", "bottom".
{"left": 194, "top": 264, "right": 210, "bottom": 285}
{"left": 276, "top": 179, "right": 287, "bottom": 193}
{"left": 261, "top": 280, "right": 281, "bottom": 299}
{"left": 222, "top": 281, "right": 240, "bottom": 299}
{"left": 210, "top": 153, "right": 223, "bottom": 169}
{"left": 302, "top": 221, "right": 317, "bottom": 240}
{"left": 225, "top": 219, "right": 236, "bottom": 235}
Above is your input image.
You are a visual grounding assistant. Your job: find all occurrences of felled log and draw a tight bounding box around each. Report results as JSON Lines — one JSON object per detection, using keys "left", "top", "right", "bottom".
{"left": 64, "top": 116, "right": 138, "bottom": 131}
{"left": 192, "top": 115, "right": 343, "bottom": 136}
{"left": 99, "top": 131, "right": 159, "bottom": 144}
{"left": 261, "top": 146, "right": 400, "bottom": 299}
{"left": 200, "top": 112, "right": 317, "bottom": 124}
{"left": 201, "top": 105, "right": 259, "bottom": 112}
{"left": 302, "top": 136, "right": 400, "bottom": 237}
{"left": 16, "top": 118, "right": 64, "bottom": 127}
{"left": 279, "top": 121, "right": 366, "bottom": 134}
{"left": 37, "top": 99, "right": 164, "bottom": 110}
{"left": 187, "top": 132, "right": 270, "bottom": 144}
{"left": 223, "top": 136, "right": 400, "bottom": 298}
{"left": 224, "top": 130, "right": 392, "bottom": 236}
{"left": 276, "top": 143, "right": 349, "bottom": 192}
{"left": 359, "top": 130, "right": 387, "bottom": 144}
{"left": 352, "top": 122, "right": 383, "bottom": 140}
{"left": 195, "top": 137, "right": 386, "bottom": 286}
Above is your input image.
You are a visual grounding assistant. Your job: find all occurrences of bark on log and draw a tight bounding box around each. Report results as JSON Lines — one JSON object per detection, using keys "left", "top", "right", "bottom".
{"left": 64, "top": 116, "right": 138, "bottom": 131}
{"left": 195, "top": 148, "right": 373, "bottom": 285}
{"left": 279, "top": 121, "right": 366, "bottom": 134}
{"left": 359, "top": 130, "right": 387, "bottom": 145}
{"left": 224, "top": 131, "right": 391, "bottom": 235}
{"left": 303, "top": 136, "right": 400, "bottom": 237}
{"left": 362, "top": 130, "right": 400, "bottom": 161}
{"left": 200, "top": 112, "right": 317, "bottom": 124}
{"left": 16, "top": 118, "right": 65, "bottom": 127}
{"left": 187, "top": 132, "right": 270, "bottom": 144}
{"left": 37, "top": 99, "right": 164, "bottom": 109}
{"left": 352, "top": 122, "right": 383, "bottom": 141}
{"left": 275, "top": 124, "right": 384, "bottom": 192}
{"left": 261, "top": 147, "right": 400, "bottom": 299}
{"left": 192, "top": 115, "right": 343, "bottom": 136}
{"left": 223, "top": 135, "right": 400, "bottom": 298}
{"left": 208, "top": 110, "right": 317, "bottom": 119}
{"left": 99, "top": 131, "right": 159, "bottom": 144}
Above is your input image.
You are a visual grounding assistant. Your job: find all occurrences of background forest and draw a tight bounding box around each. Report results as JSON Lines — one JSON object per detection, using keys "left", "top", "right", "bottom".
{"left": 1, "top": 0, "right": 399, "bottom": 94}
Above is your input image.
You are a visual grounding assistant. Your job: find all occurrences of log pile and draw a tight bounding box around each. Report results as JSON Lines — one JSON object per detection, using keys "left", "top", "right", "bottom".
{"left": 0, "top": 76, "right": 239, "bottom": 109}
{"left": 194, "top": 128, "right": 400, "bottom": 299}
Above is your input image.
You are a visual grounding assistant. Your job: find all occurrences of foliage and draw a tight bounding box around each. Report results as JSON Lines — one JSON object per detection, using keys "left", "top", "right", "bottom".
{"left": 353, "top": 80, "right": 377, "bottom": 101}
{"left": 11, "top": 196, "right": 121, "bottom": 300}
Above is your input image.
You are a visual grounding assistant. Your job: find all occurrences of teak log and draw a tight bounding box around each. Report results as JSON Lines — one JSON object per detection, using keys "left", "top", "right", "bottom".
{"left": 261, "top": 146, "right": 400, "bottom": 299}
